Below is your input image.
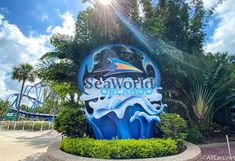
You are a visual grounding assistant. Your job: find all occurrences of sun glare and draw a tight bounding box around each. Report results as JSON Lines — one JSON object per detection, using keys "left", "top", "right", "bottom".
{"left": 99, "top": 0, "right": 111, "bottom": 5}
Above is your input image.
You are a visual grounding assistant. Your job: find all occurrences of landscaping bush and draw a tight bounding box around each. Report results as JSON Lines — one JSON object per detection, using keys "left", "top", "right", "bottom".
{"left": 42, "top": 122, "right": 51, "bottom": 130}
{"left": 187, "top": 127, "right": 205, "bottom": 144}
{"left": 60, "top": 138, "right": 177, "bottom": 159}
{"left": 0, "top": 121, "right": 53, "bottom": 131}
{"left": 8, "top": 122, "right": 15, "bottom": 130}
{"left": 0, "top": 121, "right": 10, "bottom": 129}
{"left": 14, "top": 122, "right": 24, "bottom": 130}
{"left": 54, "top": 102, "right": 88, "bottom": 137}
{"left": 24, "top": 122, "right": 33, "bottom": 130}
{"left": 33, "top": 122, "right": 43, "bottom": 131}
{"left": 158, "top": 113, "right": 188, "bottom": 150}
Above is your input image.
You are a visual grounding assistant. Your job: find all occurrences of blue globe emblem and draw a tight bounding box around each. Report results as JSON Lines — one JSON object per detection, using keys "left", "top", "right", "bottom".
{"left": 78, "top": 44, "right": 166, "bottom": 139}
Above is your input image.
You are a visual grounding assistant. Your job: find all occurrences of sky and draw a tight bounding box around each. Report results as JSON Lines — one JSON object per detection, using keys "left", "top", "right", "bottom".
{"left": 0, "top": 0, "right": 235, "bottom": 99}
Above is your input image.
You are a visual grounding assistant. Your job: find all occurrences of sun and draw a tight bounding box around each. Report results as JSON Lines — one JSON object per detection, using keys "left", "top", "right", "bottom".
{"left": 98, "top": 0, "right": 111, "bottom": 5}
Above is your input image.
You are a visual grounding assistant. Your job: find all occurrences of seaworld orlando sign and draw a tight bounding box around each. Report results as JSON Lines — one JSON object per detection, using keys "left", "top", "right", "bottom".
{"left": 84, "top": 77, "right": 155, "bottom": 96}
{"left": 78, "top": 45, "right": 166, "bottom": 140}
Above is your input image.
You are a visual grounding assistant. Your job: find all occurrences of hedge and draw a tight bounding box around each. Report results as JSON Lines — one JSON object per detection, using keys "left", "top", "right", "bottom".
{"left": 60, "top": 138, "right": 177, "bottom": 159}
{"left": 0, "top": 121, "right": 53, "bottom": 131}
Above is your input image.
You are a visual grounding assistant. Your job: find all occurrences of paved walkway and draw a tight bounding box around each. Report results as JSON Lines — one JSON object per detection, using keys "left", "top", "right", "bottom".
{"left": 200, "top": 142, "right": 235, "bottom": 161}
{"left": 0, "top": 130, "right": 61, "bottom": 161}
{"left": 1, "top": 130, "right": 235, "bottom": 161}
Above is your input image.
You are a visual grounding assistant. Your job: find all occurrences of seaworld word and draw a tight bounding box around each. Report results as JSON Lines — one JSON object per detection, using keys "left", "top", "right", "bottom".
{"left": 84, "top": 77, "right": 155, "bottom": 96}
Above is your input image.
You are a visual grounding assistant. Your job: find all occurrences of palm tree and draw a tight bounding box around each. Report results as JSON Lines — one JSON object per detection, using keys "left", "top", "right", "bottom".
{"left": 12, "top": 64, "right": 35, "bottom": 121}
{"left": 159, "top": 52, "right": 235, "bottom": 128}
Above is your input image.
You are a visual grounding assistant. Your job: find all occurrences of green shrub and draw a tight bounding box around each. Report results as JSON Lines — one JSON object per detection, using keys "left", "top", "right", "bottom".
{"left": 0, "top": 121, "right": 52, "bottom": 131}
{"left": 24, "top": 122, "right": 33, "bottom": 130}
{"left": 29, "top": 122, "right": 53, "bottom": 131}
{"left": 0, "top": 121, "right": 9, "bottom": 130}
{"left": 8, "top": 122, "right": 16, "bottom": 130}
{"left": 42, "top": 122, "right": 50, "bottom": 130}
{"left": 54, "top": 102, "right": 88, "bottom": 137}
{"left": 60, "top": 138, "right": 177, "bottom": 159}
{"left": 33, "top": 122, "right": 41, "bottom": 131}
{"left": 158, "top": 113, "right": 188, "bottom": 150}
{"left": 15, "top": 122, "right": 24, "bottom": 130}
{"left": 187, "top": 127, "right": 205, "bottom": 144}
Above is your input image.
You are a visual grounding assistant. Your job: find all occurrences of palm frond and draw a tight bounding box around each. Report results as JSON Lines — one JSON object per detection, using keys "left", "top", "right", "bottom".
{"left": 40, "top": 52, "right": 58, "bottom": 60}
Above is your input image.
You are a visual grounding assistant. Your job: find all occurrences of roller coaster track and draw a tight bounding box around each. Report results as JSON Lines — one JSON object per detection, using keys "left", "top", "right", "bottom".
{"left": 3, "top": 83, "right": 57, "bottom": 121}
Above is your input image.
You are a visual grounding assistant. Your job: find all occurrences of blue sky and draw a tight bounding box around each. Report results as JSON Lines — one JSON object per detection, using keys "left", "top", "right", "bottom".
{"left": 0, "top": 0, "right": 86, "bottom": 36}
{"left": 0, "top": 0, "right": 234, "bottom": 99}
{"left": 0, "top": 0, "right": 217, "bottom": 39}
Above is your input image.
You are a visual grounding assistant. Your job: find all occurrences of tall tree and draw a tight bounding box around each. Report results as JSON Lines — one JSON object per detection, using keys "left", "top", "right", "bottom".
{"left": 12, "top": 64, "right": 35, "bottom": 121}
{"left": 38, "top": 0, "right": 233, "bottom": 129}
{"left": 141, "top": 0, "right": 154, "bottom": 19}
{"left": 128, "top": 0, "right": 140, "bottom": 22}
{"left": 38, "top": 3, "right": 145, "bottom": 89}
{"left": 146, "top": 0, "right": 207, "bottom": 54}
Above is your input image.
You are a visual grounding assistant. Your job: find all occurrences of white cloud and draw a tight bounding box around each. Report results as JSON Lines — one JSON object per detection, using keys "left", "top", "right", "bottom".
{"left": 0, "top": 15, "right": 51, "bottom": 98}
{"left": 46, "top": 12, "right": 75, "bottom": 36}
{"left": 0, "top": 11, "right": 76, "bottom": 99}
{"left": 0, "top": 14, "right": 4, "bottom": 25}
{"left": 41, "top": 12, "right": 48, "bottom": 21}
{"left": 203, "top": 0, "right": 218, "bottom": 9}
{"left": 0, "top": 7, "right": 10, "bottom": 14}
{"left": 204, "top": 0, "right": 235, "bottom": 55}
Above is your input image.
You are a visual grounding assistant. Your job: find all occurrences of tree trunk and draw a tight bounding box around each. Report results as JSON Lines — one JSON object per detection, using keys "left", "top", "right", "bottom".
{"left": 15, "top": 80, "right": 25, "bottom": 121}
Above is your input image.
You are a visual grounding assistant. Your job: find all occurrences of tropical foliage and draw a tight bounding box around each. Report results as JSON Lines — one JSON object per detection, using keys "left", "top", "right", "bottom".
{"left": 0, "top": 99, "right": 9, "bottom": 119}
{"left": 159, "top": 113, "right": 188, "bottom": 140}
{"left": 162, "top": 53, "right": 235, "bottom": 129}
{"left": 54, "top": 102, "right": 89, "bottom": 137}
{"left": 158, "top": 113, "right": 188, "bottom": 150}
{"left": 34, "top": 0, "right": 235, "bottom": 136}
{"left": 187, "top": 127, "right": 205, "bottom": 144}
